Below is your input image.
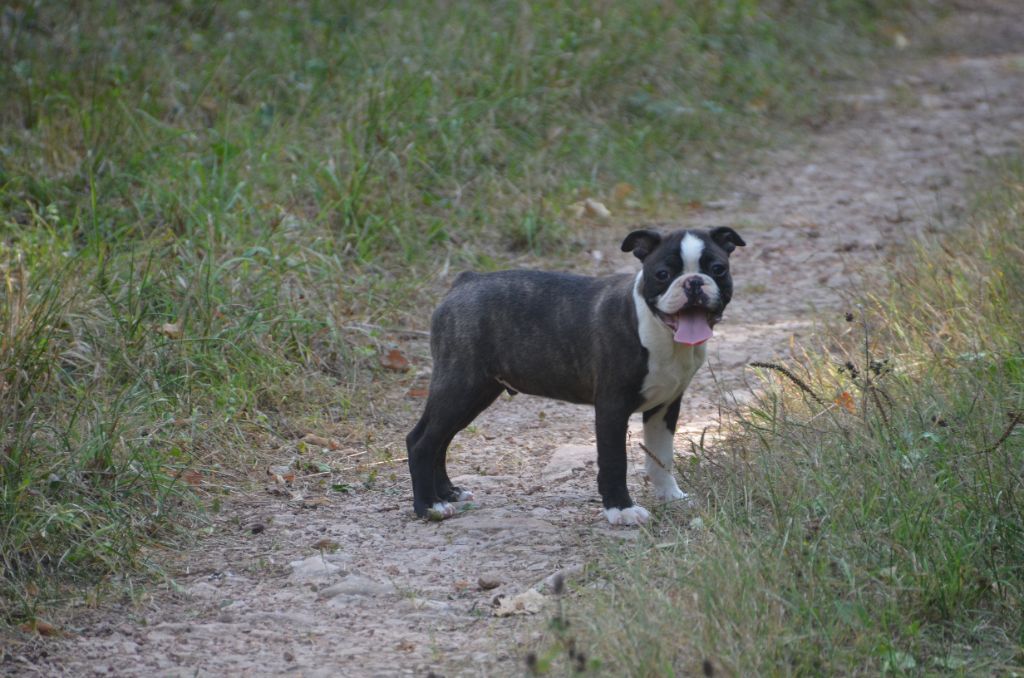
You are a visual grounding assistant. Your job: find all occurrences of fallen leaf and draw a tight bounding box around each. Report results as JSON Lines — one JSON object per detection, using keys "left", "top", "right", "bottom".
{"left": 380, "top": 348, "right": 410, "bottom": 371}
{"left": 267, "top": 466, "right": 296, "bottom": 484}
{"left": 312, "top": 538, "right": 340, "bottom": 552}
{"left": 180, "top": 469, "right": 203, "bottom": 486}
{"left": 612, "top": 182, "right": 634, "bottom": 202}
{"left": 747, "top": 98, "right": 769, "bottom": 113}
{"left": 493, "top": 589, "right": 547, "bottom": 617}
{"left": 835, "top": 391, "right": 856, "bottom": 413}
{"left": 265, "top": 484, "right": 290, "bottom": 497}
{"left": 396, "top": 639, "right": 416, "bottom": 652}
{"left": 568, "top": 197, "right": 612, "bottom": 220}
{"left": 583, "top": 198, "right": 611, "bottom": 219}
{"left": 158, "top": 321, "right": 183, "bottom": 339}
{"left": 302, "top": 433, "right": 341, "bottom": 450}
{"left": 20, "top": 620, "right": 61, "bottom": 636}
{"left": 406, "top": 387, "right": 429, "bottom": 398}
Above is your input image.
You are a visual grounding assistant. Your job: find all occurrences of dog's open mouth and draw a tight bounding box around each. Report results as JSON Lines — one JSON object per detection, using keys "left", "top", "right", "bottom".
{"left": 658, "top": 308, "right": 714, "bottom": 346}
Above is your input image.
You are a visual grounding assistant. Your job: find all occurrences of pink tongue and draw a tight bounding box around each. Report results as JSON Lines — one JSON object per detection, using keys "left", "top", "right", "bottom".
{"left": 673, "top": 310, "right": 713, "bottom": 345}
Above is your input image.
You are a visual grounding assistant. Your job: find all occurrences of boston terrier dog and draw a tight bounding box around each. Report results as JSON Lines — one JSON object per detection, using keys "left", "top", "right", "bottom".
{"left": 406, "top": 227, "right": 745, "bottom": 525}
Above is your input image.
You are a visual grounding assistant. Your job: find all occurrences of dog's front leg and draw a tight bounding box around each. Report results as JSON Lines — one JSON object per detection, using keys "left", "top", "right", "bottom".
{"left": 595, "top": 401, "right": 649, "bottom": 526}
{"left": 643, "top": 396, "right": 689, "bottom": 502}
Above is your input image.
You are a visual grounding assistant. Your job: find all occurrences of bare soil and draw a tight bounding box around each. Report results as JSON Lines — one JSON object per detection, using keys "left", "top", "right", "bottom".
{"left": 7, "top": 4, "right": 1024, "bottom": 676}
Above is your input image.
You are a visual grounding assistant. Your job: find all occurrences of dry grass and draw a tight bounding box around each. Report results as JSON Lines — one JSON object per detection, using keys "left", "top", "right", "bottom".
{"left": 0, "top": 0, "right": 913, "bottom": 623}
{"left": 568, "top": 161, "right": 1024, "bottom": 675}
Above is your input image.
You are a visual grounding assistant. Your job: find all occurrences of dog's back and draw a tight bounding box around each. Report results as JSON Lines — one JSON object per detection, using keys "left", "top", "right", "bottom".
{"left": 430, "top": 270, "right": 638, "bottom": 404}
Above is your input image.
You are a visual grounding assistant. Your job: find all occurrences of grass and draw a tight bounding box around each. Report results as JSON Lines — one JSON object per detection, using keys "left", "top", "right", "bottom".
{"left": 0, "top": 1, "right": 913, "bottom": 623}
{"left": 566, "top": 161, "right": 1024, "bottom": 675}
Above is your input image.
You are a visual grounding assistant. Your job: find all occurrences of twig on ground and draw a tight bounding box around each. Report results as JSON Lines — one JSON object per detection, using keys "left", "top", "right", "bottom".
{"left": 341, "top": 456, "right": 408, "bottom": 472}
{"left": 749, "top": 361, "right": 825, "bottom": 406}
{"left": 638, "top": 442, "right": 668, "bottom": 471}
{"left": 344, "top": 322, "right": 430, "bottom": 339}
{"left": 978, "top": 410, "right": 1024, "bottom": 455}
{"left": 295, "top": 471, "right": 333, "bottom": 481}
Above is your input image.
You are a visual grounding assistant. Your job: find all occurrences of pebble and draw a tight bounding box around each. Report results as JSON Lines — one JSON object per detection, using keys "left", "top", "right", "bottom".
{"left": 318, "top": 575, "right": 395, "bottom": 600}
{"left": 288, "top": 555, "right": 341, "bottom": 581}
{"left": 477, "top": 574, "right": 503, "bottom": 590}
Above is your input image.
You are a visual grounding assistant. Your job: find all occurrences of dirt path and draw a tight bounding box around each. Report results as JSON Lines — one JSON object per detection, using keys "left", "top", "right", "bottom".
{"left": 12, "top": 5, "right": 1024, "bottom": 677}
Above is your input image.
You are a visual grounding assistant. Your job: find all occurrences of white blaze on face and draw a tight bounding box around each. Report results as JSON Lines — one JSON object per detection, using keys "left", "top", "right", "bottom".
{"left": 680, "top": 232, "right": 704, "bottom": 275}
{"left": 655, "top": 233, "right": 720, "bottom": 314}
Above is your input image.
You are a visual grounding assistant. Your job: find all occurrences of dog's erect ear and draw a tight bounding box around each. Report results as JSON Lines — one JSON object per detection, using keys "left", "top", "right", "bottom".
{"left": 709, "top": 226, "right": 746, "bottom": 254}
{"left": 621, "top": 229, "right": 663, "bottom": 261}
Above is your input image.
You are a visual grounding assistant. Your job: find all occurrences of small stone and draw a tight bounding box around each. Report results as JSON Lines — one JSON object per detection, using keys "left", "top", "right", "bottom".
{"left": 289, "top": 555, "right": 341, "bottom": 582}
{"left": 318, "top": 575, "right": 395, "bottom": 600}
{"left": 477, "top": 574, "right": 503, "bottom": 590}
{"left": 283, "top": 651, "right": 295, "bottom": 663}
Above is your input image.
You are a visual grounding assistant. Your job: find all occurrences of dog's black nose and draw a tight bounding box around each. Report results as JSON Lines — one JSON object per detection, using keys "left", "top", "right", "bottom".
{"left": 684, "top": 277, "right": 704, "bottom": 294}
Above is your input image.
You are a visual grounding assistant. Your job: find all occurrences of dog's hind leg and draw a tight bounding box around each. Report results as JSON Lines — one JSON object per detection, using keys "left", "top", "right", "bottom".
{"left": 407, "top": 378, "right": 502, "bottom": 518}
{"left": 595, "top": 400, "right": 649, "bottom": 526}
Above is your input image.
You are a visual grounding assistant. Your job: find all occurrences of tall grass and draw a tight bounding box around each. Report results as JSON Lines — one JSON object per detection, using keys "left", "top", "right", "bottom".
{"left": 577, "top": 162, "right": 1024, "bottom": 674}
{"left": 1, "top": 1, "right": 911, "bottom": 621}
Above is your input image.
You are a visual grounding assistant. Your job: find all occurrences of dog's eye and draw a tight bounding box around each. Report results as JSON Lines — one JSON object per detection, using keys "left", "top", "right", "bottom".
{"left": 654, "top": 269, "right": 670, "bottom": 282}
{"left": 709, "top": 263, "right": 727, "bottom": 277}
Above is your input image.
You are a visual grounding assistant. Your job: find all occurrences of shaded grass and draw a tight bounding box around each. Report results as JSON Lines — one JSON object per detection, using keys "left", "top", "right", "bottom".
{"left": 575, "top": 161, "right": 1024, "bottom": 674}
{"left": 1, "top": 1, "right": 914, "bottom": 621}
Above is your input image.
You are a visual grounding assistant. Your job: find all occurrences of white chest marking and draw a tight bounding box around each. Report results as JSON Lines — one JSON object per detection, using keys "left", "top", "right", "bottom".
{"left": 633, "top": 273, "right": 705, "bottom": 412}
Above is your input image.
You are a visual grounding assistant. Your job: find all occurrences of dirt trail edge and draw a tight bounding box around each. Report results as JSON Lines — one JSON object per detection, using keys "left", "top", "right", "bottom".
{"left": 15, "top": 6, "right": 1024, "bottom": 677}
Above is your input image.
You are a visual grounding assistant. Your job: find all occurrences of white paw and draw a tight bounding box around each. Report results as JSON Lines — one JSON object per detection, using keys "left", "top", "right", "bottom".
{"left": 652, "top": 482, "right": 689, "bottom": 503}
{"left": 604, "top": 505, "right": 650, "bottom": 526}
{"left": 454, "top": 489, "right": 474, "bottom": 501}
{"left": 427, "top": 502, "right": 456, "bottom": 520}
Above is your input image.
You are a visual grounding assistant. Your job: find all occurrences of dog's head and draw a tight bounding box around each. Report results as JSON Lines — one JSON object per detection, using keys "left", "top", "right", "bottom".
{"left": 621, "top": 227, "right": 746, "bottom": 346}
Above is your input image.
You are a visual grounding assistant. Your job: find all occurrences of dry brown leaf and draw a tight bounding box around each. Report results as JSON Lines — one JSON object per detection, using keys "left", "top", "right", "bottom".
{"left": 380, "top": 348, "right": 410, "bottom": 371}
{"left": 569, "top": 197, "right": 612, "bottom": 220}
{"left": 180, "top": 469, "right": 203, "bottom": 486}
{"left": 158, "top": 321, "right": 183, "bottom": 339}
{"left": 267, "top": 466, "right": 296, "bottom": 484}
{"left": 493, "top": 589, "right": 547, "bottom": 617}
{"left": 835, "top": 391, "right": 857, "bottom": 413}
{"left": 583, "top": 198, "right": 611, "bottom": 219}
{"left": 312, "top": 538, "right": 340, "bottom": 552}
{"left": 20, "top": 620, "right": 61, "bottom": 636}
{"left": 746, "top": 97, "right": 768, "bottom": 113}
{"left": 612, "top": 182, "right": 635, "bottom": 202}
{"left": 302, "top": 433, "right": 341, "bottom": 450}
{"left": 406, "top": 387, "right": 429, "bottom": 398}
